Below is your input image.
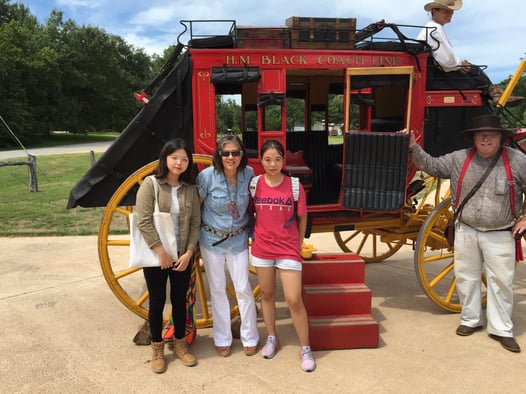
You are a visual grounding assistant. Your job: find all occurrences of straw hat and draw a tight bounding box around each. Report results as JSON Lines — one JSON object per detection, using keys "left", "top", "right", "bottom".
{"left": 424, "top": 0, "right": 463, "bottom": 11}
{"left": 460, "top": 114, "right": 513, "bottom": 139}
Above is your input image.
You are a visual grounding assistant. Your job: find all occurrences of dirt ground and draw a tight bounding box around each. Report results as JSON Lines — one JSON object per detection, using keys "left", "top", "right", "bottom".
{"left": 1, "top": 233, "right": 526, "bottom": 393}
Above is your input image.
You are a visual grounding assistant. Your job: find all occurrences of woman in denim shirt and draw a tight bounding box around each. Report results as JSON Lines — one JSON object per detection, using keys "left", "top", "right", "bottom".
{"left": 197, "top": 135, "right": 259, "bottom": 357}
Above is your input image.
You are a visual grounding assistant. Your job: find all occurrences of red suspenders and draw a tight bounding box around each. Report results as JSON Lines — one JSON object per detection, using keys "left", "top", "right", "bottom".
{"left": 454, "top": 148, "right": 522, "bottom": 261}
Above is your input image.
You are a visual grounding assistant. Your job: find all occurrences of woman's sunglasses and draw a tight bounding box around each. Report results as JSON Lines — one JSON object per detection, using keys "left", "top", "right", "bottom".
{"left": 220, "top": 150, "right": 243, "bottom": 157}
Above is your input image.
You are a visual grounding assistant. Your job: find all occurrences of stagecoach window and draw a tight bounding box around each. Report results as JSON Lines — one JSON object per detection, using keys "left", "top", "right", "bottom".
{"left": 258, "top": 93, "right": 285, "bottom": 131}
{"left": 244, "top": 105, "right": 258, "bottom": 137}
{"left": 216, "top": 94, "right": 242, "bottom": 137}
{"left": 286, "top": 97, "right": 305, "bottom": 132}
{"left": 346, "top": 67, "right": 413, "bottom": 134}
{"left": 262, "top": 105, "right": 282, "bottom": 131}
{"left": 310, "top": 104, "right": 327, "bottom": 133}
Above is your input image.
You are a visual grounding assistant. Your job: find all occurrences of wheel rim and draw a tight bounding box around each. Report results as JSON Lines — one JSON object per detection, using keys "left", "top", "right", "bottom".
{"left": 333, "top": 229, "right": 405, "bottom": 263}
{"left": 414, "top": 197, "right": 487, "bottom": 312}
{"left": 97, "top": 155, "right": 260, "bottom": 328}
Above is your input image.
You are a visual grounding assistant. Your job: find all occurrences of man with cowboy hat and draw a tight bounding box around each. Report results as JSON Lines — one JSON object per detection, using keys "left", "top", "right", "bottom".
{"left": 416, "top": 0, "right": 524, "bottom": 106}
{"left": 408, "top": 114, "right": 526, "bottom": 353}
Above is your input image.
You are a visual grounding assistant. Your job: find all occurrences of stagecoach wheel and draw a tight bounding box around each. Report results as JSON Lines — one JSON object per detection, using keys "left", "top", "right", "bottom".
{"left": 97, "top": 155, "right": 260, "bottom": 328}
{"left": 414, "top": 197, "right": 487, "bottom": 312}
{"left": 333, "top": 229, "right": 405, "bottom": 263}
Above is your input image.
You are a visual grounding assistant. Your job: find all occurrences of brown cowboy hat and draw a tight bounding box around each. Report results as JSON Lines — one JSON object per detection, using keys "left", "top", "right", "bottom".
{"left": 424, "top": 0, "right": 463, "bottom": 11}
{"left": 461, "top": 114, "right": 513, "bottom": 139}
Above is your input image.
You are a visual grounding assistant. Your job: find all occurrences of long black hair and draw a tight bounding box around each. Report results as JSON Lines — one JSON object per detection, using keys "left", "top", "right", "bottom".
{"left": 212, "top": 134, "right": 248, "bottom": 173}
{"left": 154, "top": 138, "right": 195, "bottom": 184}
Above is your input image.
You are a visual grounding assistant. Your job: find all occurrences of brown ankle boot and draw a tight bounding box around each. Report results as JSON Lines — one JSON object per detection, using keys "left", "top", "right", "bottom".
{"left": 150, "top": 341, "right": 166, "bottom": 373}
{"left": 488, "top": 84, "right": 504, "bottom": 102}
{"left": 488, "top": 84, "right": 525, "bottom": 107}
{"left": 174, "top": 338, "right": 197, "bottom": 366}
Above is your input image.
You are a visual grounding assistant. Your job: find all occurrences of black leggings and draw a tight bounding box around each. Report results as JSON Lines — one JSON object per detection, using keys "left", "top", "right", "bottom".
{"left": 143, "top": 261, "right": 192, "bottom": 342}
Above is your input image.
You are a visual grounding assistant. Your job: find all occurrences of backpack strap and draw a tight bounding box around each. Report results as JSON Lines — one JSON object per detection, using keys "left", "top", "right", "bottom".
{"left": 285, "top": 176, "right": 300, "bottom": 227}
{"left": 291, "top": 176, "right": 300, "bottom": 201}
{"left": 249, "top": 175, "right": 260, "bottom": 198}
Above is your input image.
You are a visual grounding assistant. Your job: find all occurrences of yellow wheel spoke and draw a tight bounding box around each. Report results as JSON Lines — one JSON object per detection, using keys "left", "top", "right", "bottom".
{"left": 107, "top": 239, "right": 129, "bottom": 246}
{"left": 136, "top": 290, "right": 149, "bottom": 307}
{"left": 429, "top": 262, "right": 454, "bottom": 287}
{"left": 423, "top": 252, "right": 454, "bottom": 263}
{"left": 114, "top": 267, "right": 141, "bottom": 280}
{"left": 444, "top": 277, "right": 457, "bottom": 304}
{"left": 115, "top": 207, "right": 131, "bottom": 216}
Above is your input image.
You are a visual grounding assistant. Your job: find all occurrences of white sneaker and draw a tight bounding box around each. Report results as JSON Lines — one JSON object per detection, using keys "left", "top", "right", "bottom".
{"left": 299, "top": 346, "right": 316, "bottom": 372}
{"left": 261, "top": 335, "right": 280, "bottom": 359}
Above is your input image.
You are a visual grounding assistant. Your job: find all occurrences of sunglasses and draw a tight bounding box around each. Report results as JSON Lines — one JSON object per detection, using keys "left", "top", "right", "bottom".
{"left": 220, "top": 150, "right": 243, "bottom": 157}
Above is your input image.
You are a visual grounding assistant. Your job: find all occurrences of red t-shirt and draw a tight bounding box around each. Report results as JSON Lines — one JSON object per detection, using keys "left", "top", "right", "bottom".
{"left": 251, "top": 175, "right": 307, "bottom": 262}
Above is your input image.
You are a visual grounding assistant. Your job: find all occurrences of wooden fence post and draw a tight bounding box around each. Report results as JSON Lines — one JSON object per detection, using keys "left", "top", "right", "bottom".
{"left": 27, "top": 154, "right": 38, "bottom": 192}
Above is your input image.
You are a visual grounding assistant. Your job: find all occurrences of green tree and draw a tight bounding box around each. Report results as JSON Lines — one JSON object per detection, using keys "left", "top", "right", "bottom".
{"left": 0, "top": 2, "right": 60, "bottom": 145}
{"left": 0, "top": 3, "right": 155, "bottom": 146}
{"left": 44, "top": 12, "right": 152, "bottom": 133}
{"left": 216, "top": 96, "right": 241, "bottom": 134}
{"left": 286, "top": 98, "right": 305, "bottom": 130}
{"left": 328, "top": 95, "right": 344, "bottom": 125}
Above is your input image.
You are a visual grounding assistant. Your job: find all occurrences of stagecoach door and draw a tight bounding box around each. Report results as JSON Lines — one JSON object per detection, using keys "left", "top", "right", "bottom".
{"left": 340, "top": 66, "right": 413, "bottom": 212}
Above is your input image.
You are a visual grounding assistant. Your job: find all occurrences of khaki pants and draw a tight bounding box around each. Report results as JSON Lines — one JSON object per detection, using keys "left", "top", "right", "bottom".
{"left": 454, "top": 222, "right": 516, "bottom": 337}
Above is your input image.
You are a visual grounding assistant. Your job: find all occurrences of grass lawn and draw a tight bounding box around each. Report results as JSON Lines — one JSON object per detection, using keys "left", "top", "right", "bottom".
{"left": 0, "top": 133, "right": 118, "bottom": 236}
{"left": 0, "top": 152, "right": 110, "bottom": 236}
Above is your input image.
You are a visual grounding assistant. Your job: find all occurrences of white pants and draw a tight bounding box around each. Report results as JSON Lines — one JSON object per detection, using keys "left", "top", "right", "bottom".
{"left": 454, "top": 222, "right": 516, "bottom": 337}
{"left": 200, "top": 246, "right": 259, "bottom": 347}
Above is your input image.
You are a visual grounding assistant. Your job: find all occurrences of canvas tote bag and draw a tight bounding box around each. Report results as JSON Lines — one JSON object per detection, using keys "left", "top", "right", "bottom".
{"left": 129, "top": 176, "right": 178, "bottom": 268}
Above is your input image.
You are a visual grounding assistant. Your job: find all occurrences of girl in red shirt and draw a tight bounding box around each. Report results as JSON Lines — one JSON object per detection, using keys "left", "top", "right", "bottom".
{"left": 251, "top": 139, "right": 316, "bottom": 372}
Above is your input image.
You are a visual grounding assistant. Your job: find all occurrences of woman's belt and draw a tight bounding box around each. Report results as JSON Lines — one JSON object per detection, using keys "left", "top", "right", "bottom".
{"left": 201, "top": 223, "right": 248, "bottom": 246}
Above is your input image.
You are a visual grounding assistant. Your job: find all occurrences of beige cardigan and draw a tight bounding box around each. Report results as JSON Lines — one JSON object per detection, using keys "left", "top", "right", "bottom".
{"left": 135, "top": 176, "right": 200, "bottom": 255}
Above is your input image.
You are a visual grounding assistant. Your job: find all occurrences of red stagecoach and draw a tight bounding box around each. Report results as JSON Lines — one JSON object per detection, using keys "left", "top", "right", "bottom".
{"left": 68, "top": 17, "right": 526, "bottom": 349}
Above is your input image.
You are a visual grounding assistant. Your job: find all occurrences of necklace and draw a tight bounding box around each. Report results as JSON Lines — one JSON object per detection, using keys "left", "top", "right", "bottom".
{"left": 225, "top": 176, "right": 239, "bottom": 220}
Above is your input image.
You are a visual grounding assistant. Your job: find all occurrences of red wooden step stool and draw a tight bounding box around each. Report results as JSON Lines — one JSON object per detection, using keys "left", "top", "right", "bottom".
{"left": 303, "top": 283, "right": 372, "bottom": 316}
{"left": 308, "top": 315, "right": 379, "bottom": 350}
{"left": 302, "top": 253, "right": 379, "bottom": 350}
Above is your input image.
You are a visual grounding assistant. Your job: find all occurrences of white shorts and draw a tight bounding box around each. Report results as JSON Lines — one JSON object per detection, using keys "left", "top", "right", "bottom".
{"left": 251, "top": 256, "right": 302, "bottom": 271}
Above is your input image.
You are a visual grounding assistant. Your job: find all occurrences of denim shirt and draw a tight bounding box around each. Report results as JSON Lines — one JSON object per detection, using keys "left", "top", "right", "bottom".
{"left": 197, "top": 165, "right": 254, "bottom": 254}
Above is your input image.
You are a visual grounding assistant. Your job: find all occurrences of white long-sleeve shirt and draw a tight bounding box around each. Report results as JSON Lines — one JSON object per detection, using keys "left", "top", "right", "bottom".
{"left": 416, "top": 20, "right": 461, "bottom": 72}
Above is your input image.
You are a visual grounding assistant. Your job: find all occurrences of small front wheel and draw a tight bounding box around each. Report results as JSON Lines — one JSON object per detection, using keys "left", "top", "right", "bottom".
{"left": 333, "top": 229, "right": 405, "bottom": 263}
